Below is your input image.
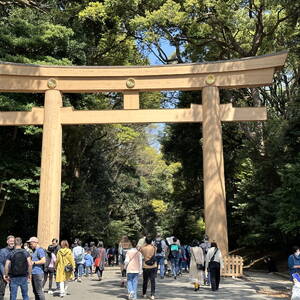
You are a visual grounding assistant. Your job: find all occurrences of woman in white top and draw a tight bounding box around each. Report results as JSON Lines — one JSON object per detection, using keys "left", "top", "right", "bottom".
{"left": 205, "top": 242, "right": 224, "bottom": 291}
{"left": 124, "top": 241, "right": 142, "bottom": 300}
{"left": 189, "top": 240, "right": 205, "bottom": 291}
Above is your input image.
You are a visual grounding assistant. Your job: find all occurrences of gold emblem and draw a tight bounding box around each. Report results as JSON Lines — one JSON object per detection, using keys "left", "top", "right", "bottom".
{"left": 126, "top": 78, "right": 135, "bottom": 89}
{"left": 205, "top": 74, "right": 216, "bottom": 85}
{"left": 47, "top": 78, "right": 57, "bottom": 89}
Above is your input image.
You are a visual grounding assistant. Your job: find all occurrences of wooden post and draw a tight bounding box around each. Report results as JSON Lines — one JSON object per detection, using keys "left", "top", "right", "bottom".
{"left": 124, "top": 91, "right": 140, "bottom": 109}
{"left": 37, "top": 89, "right": 62, "bottom": 248}
{"left": 202, "top": 86, "right": 228, "bottom": 255}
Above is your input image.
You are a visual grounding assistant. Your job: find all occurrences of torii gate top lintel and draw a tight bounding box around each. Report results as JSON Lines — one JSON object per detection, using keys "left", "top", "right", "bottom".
{"left": 0, "top": 51, "right": 287, "bottom": 93}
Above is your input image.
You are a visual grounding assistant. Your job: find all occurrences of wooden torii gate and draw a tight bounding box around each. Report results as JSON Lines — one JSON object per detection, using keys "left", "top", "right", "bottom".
{"left": 0, "top": 51, "right": 287, "bottom": 254}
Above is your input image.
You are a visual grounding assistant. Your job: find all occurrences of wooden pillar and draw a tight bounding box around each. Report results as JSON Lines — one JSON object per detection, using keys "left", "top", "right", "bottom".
{"left": 202, "top": 86, "right": 228, "bottom": 255}
{"left": 37, "top": 89, "right": 62, "bottom": 248}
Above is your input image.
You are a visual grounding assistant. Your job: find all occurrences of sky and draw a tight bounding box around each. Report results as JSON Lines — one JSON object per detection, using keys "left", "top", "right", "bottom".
{"left": 145, "top": 40, "right": 176, "bottom": 151}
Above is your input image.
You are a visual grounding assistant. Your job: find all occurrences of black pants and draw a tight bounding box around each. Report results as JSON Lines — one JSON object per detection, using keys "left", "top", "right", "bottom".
{"left": 43, "top": 268, "right": 55, "bottom": 290}
{"left": 209, "top": 262, "right": 221, "bottom": 291}
{"left": 32, "top": 274, "right": 45, "bottom": 300}
{"left": 0, "top": 275, "right": 6, "bottom": 300}
{"left": 142, "top": 268, "right": 156, "bottom": 296}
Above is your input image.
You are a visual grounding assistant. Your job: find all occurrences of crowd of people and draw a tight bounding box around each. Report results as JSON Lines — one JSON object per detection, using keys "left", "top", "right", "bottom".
{"left": 0, "top": 234, "right": 225, "bottom": 300}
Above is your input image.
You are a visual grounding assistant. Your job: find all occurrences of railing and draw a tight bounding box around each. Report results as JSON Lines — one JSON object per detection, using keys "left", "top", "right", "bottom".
{"left": 222, "top": 255, "right": 244, "bottom": 277}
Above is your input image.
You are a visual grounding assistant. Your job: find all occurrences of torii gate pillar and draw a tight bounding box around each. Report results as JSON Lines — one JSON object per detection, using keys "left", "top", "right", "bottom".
{"left": 37, "top": 89, "right": 62, "bottom": 245}
{"left": 202, "top": 86, "right": 228, "bottom": 254}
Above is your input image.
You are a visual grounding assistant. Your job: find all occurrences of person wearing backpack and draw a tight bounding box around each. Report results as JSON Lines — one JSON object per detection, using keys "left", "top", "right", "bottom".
{"left": 4, "top": 237, "right": 32, "bottom": 300}
{"left": 200, "top": 235, "right": 211, "bottom": 285}
{"left": 0, "top": 235, "right": 15, "bottom": 300}
{"left": 154, "top": 233, "right": 167, "bottom": 279}
{"left": 205, "top": 242, "right": 224, "bottom": 291}
{"left": 169, "top": 237, "right": 180, "bottom": 280}
{"left": 72, "top": 240, "right": 85, "bottom": 282}
{"left": 27, "top": 236, "right": 46, "bottom": 300}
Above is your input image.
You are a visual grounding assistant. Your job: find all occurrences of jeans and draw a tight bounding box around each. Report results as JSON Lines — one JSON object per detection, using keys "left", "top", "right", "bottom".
{"left": 10, "top": 276, "right": 29, "bottom": 300}
{"left": 32, "top": 274, "right": 45, "bottom": 300}
{"left": 75, "top": 263, "right": 84, "bottom": 278}
{"left": 170, "top": 257, "right": 180, "bottom": 277}
{"left": 156, "top": 256, "right": 165, "bottom": 277}
{"left": 127, "top": 273, "right": 139, "bottom": 299}
{"left": 43, "top": 268, "right": 55, "bottom": 290}
{"left": 0, "top": 275, "right": 6, "bottom": 300}
{"left": 142, "top": 268, "right": 156, "bottom": 296}
{"left": 85, "top": 266, "right": 92, "bottom": 276}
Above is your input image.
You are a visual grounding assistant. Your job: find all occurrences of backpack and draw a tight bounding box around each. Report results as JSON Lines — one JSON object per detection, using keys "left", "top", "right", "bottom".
{"left": 170, "top": 244, "right": 179, "bottom": 258}
{"left": 44, "top": 251, "right": 53, "bottom": 272}
{"left": 75, "top": 247, "right": 84, "bottom": 263}
{"left": 155, "top": 240, "right": 163, "bottom": 254}
{"left": 10, "top": 250, "right": 28, "bottom": 276}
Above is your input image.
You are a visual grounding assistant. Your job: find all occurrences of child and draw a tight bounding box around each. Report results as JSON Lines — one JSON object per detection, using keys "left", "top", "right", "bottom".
{"left": 84, "top": 250, "right": 93, "bottom": 277}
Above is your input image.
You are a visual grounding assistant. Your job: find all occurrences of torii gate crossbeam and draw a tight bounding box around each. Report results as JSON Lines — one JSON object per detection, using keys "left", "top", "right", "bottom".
{"left": 0, "top": 51, "right": 287, "bottom": 254}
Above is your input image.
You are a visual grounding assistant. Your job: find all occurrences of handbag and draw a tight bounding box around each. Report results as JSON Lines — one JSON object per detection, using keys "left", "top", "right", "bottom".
{"left": 145, "top": 246, "right": 156, "bottom": 266}
{"left": 208, "top": 248, "right": 219, "bottom": 271}
{"left": 191, "top": 248, "right": 205, "bottom": 271}
{"left": 64, "top": 263, "right": 73, "bottom": 273}
{"left": 145, "top": 255, "right": 156, "bottom": 266}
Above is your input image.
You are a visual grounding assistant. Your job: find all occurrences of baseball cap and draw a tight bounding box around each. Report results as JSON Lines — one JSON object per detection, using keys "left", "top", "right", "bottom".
{"left": 27, "top": 237, "right": 39, "bottom": 243}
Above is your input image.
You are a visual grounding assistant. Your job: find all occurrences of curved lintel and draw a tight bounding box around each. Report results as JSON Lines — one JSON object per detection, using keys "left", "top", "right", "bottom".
{"left": 0, "top": 51, "right": 288, "bottom": 92}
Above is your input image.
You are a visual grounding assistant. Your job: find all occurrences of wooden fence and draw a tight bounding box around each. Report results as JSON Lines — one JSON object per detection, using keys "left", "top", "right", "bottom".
{"left": 221, "top": 255, "right": 244, "bottom": 277}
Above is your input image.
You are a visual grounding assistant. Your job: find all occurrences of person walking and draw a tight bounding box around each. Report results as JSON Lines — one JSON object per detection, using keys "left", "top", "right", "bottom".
{"left": 169, "top": 237, "right": 180, "bottom": 279}
{"left": 51, "top": 239, "right": 60, "bottom": 255}
{"left": 72, "top": 240, "right": 85, "bottom": 282}
{"left": 189, "top": 240, "right": 204, "bottom": 291}
{"left": 55, "top": 240, "right": 75, "bottom": 298}
{"left": 140, "top": 237, "right": 157, "bottom": 300}
{"left": 205, "top": 242, "right": 223, "bottom": 291}
{"left": 124, "top": 240, "right": 142, "bottom": 300}
{"left": 84, "top": 250, "right": 93, "bottom": 277}
{"left": 0, "top": 235, "right": 15, "bottom": 300}
{"left": 288, "top": 246, "right": 300, "bottom": 281}
{"left": 27, "top": 236, "right": 46, "bottom": 300}
{"left": 95, "top": 241, "right": 107, "bottom": 281}
{"left": 4, "top": 237, "right": 32, "bottom": 300}
{"left": 200, "top": 235, "right": 211, "bottom": 285}
{"left": 43, "top": 245, "right": 56, "bottom": 293}
{"left": 119, "top": 236, "right": 132, "bottom": 287}
{"left": 154, "top": 233, "right": 167, "bottom": 279}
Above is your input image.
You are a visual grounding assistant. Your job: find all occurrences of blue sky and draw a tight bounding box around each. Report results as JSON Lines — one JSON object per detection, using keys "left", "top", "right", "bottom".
{"left": 145, "top": 40, "right": 176, "bottom": 151}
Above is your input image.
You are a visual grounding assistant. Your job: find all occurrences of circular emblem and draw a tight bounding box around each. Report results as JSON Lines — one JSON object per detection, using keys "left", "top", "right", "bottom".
{"left": 47, "top": 78, "right": 57, "bottom": 89}
{"left": 126, "top": 78, "right": 135, "bottom": 89}
{"left": 205, "top": 74, "right": 216, "bottom": 85}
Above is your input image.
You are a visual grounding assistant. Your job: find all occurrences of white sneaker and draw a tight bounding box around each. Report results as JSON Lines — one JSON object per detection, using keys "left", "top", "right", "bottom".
{"left": 150, "top": 296, "right": 155, "bottom": 300}
{"left": 48, "top": 290, "right": 53, "bottom": 295}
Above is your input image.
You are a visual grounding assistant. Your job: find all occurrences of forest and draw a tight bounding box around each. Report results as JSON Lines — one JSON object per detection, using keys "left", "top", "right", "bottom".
{"left": 0, "top": 0, "right": 299, "bottom": 259}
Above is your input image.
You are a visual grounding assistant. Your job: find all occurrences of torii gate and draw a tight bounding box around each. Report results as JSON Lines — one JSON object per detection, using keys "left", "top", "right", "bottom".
{"left": 0, "top": 51, "right": 287, "bottom": 254}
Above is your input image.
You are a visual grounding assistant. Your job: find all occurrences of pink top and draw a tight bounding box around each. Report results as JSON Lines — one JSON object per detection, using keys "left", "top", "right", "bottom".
{"left": 124, "top": 248, "right": 142, "bottom": 274}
